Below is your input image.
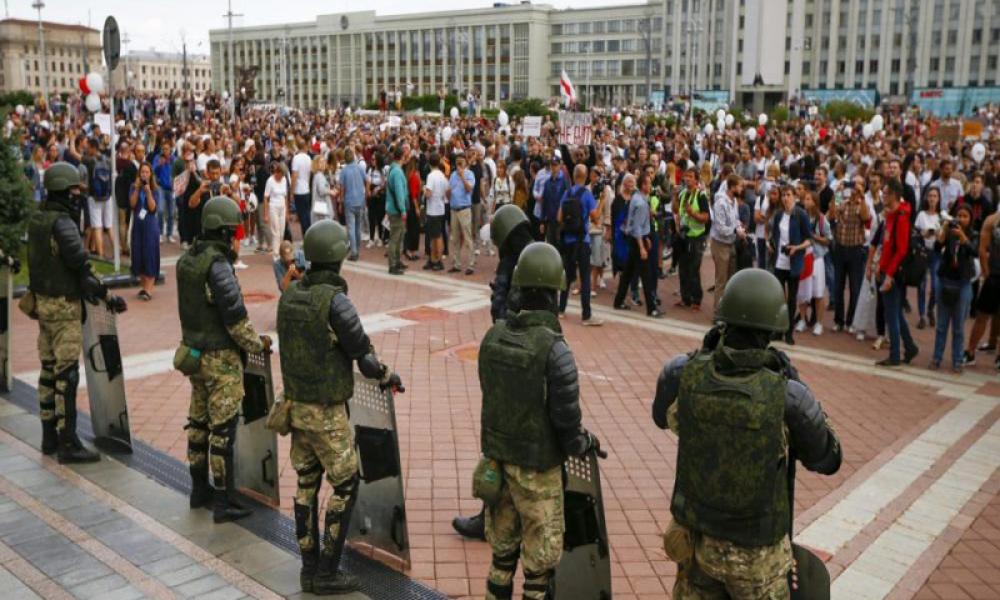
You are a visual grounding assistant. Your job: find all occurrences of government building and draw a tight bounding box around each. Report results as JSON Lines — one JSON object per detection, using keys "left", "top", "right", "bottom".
{"left": 208, "top": 0, "right": 1000, "bottom": 111}
{"left": 111, "top": 50, "right": 212, "bottom": 95}
{"left": 0, "top": 18, "right": 101, "bottom": 95}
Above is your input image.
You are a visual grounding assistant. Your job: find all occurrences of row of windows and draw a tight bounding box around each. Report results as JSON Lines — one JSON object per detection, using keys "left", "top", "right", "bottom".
{"left": 139, "top": 65, "right": 208, "bottom": 78}
{"left": 138, "top": 79, "right": 207, "bottom": 91}
{"left": 551, "top": 17, "right": 663, "bottom": 36}
{"left": 21, "top": 45, "right": 94, "bottom": 58}
{"left": 551, "top": 38, "right": 663, "bottom": 55}
{"left": 552, "top": 59, "right": 662, "bottom": 78}
{"left": 24, "top": 60, "right": 89, "bottom": 74}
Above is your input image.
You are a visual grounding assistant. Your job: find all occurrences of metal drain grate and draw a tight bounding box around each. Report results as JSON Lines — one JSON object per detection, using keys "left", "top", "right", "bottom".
{"left": 3, "top": 379, "right": 446, "bottom": 600}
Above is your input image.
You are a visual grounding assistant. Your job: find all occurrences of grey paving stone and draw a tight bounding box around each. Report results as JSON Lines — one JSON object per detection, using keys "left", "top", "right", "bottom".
{"left": 0, "top": 506, "right": 32, "bottom": 527}
{"left": 173, "top": 573, "right": 228, "bottom": 598}
{"left": 1, "top": 519, "right": 58, "bottom": 546}
{"left": 185, "top": 523, "right": 259, "bottom": 557}
{"left": 159, "top": 563, "right": 211, "bottom": 587}
{"left": 99, "top": 527, "right": 177, "bottom": 566}
{"left": 20, "top": 543, "right": 90, "bottom": 577}
{"left": 196, "top": 586, "right": 246, "bottom": 600}
{"left": 68, "top": 573, "right": 129, "bottom": 599}
{"left": 92, "top": 585, "right": 144, "bottom": 600}
{"left": 14, "top": 532, "right": 76, "bottom": 561}
{"left": 4, "top": 467, "right": 60, "bottom": 490}
{"left": 139, "top": 552, "right": 195, "bottom": 577}
{"left": 219, "top": 540, "right": 296, "bottom": 577}
{"left": 60, "top": 503, "right": 120, "bottom": 529}
{"left": 252, "top": 562, "right": 303, "bottom": 596}
{"left": 0, "top": 564, "right": 40, "bottom": 599}
{"left": 0, "top": 454, "right": 38, "bottom": 473}
{"left": 52, "top": 558, "right": 112, "bottom": 588}
{"left": 46, "top": 489, "right": 94, "bottom": 512}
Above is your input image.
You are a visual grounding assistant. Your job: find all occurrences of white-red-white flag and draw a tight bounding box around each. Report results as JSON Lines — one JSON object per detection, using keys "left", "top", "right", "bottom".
{"left": 560, "top": 70, "right": 577, "bottom": 107}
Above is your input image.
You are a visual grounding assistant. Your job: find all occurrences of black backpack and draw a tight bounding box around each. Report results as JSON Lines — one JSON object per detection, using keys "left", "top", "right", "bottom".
{"left": 897, "top": 212, "right": 929, "bottom": 287}
{"left": 562, "top": 186, "right": 586, "bottom": 236}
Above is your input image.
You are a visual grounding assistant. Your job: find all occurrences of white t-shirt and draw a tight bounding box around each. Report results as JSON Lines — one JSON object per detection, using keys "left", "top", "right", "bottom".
{"left": 754, "top": 194, "right": 770, "bottom": 239}
{"left": 775, "top": 213, "right": 791, "bottom": 271}
{"left": 914, "top": 211, "right": 941, "bottom": 250}
{"left": 291, "top": 152, "right": 312, "bottom": 195}
{"left": 424, "top": 169, "right": 449, "bottom": 216}
{"left": 264, "top": 175, "right": 289, "bottom": 208}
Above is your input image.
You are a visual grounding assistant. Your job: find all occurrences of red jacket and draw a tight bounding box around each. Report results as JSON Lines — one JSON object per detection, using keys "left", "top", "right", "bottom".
{"left": 879, "top": 201, "right": 911, "bottom": 278}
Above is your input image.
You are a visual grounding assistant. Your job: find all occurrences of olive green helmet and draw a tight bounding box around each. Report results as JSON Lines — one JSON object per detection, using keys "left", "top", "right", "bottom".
{"left": 491, "top": 204, "right": 529, "bottom": 248}
{"left": 303, "top": 220, "right": 349, "bottom": 264}
{"left": 715, "top": 268, "right": 789, "bottom": 333}
{"left": 43, "top": 162, "right": 82, "bottom": 192}
{"left": 201, "top": 196, "right": 242, "bottom": 232}
{"left": 512, "top": 242, "right": 566, "bottom": 291}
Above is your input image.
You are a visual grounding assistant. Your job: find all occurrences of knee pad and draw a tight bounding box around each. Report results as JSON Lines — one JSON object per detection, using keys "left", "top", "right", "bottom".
{"left": 185, "top": 418, "right": 209, "bottom": 454}
{"left": 55, "top": 364, "right": 80, "bottom": 391}
{"left": 523, "top": 569, "right": 555, "bottom": 600}
{"left": 331, "top": 473, "right": 359, "bottom": 501}
{"left": 492, "top": 549, "right": 520, "bottom": 573}
{"left": 296, "top": 463, "right": 324, "bottom": 502}
{"left": 209, "top": 417, "right": 238, "bottom": 456}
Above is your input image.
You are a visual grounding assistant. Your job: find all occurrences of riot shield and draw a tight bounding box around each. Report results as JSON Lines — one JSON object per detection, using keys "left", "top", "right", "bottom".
{"left": 82, "top": 299, "right": 132, "bottom": 453}
{"left": 555, "top": 449, "right": 611, "bottom": 600}
{"left": 234, "top": 350, "right": 280, "bottom": 504}
{"left": 0, "top": 263, "right": 12, "bottom": 393}
{"left": 790, "top": 544, "right": 830, "bottom": 600}
{"left": 347, "top": 373, "right": 409, "bottom": 567}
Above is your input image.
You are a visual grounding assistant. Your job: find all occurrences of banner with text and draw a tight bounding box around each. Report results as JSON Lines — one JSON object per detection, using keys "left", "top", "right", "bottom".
{"left": 558, "top": 111, "right": 592, "bottom": 145}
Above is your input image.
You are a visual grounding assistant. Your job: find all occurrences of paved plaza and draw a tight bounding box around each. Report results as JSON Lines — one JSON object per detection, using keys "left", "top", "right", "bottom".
{"left": 3, "top": 244, "right": 999, "bottom": 600}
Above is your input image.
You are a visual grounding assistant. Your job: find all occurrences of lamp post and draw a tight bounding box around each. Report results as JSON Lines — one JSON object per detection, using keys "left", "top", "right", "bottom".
{"left": 32, "top": 1, "right": 47, "bottom": 102}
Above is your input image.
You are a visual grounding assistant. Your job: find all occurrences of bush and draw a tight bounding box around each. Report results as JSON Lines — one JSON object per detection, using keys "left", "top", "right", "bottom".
{"left": 769, "top": 106, "right": 790, "bottom": 124}
{"left": 0, "top": 91, "right": 33, "bottom": 110}
{"left": 0, "top": 135, "right": 35, "bottom": 261}
{"left": 822, "top": 100, "right": 874, "bottom": 123}
{"left": 501, "top": 98, "right": 554, "bottom": 120}
{"left": 402, "top": 93, "right": 458, "bottom": 113}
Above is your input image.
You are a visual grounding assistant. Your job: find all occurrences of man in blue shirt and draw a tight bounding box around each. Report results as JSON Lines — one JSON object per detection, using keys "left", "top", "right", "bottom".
{"left": 613, "top": 174, "right": 662, "bottom": 317}
{"left": 541, "top": 157, "right": 567, "bottom": 246}
{"left": 448, "top": 153, "right": 476, "bottom": 274}
{"left": 337, "top": 149, "right": 369, "bottom": 261}
{"left": 558, "top": 164, "right": 603, "bottom": 326}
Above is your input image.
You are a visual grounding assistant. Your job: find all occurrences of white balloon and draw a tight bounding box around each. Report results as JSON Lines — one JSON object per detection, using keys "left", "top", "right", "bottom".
{"left": 345, "top": 107, "right": 352, "bottom": 116}
{"left": 804, "top": 124, "right": 814, "bottom": 136}
{"left": 450, "top": 106, "right": 459, "bottom": 119}
{"left": 716, "top": 109, "right": 726, "bottom": 121}
{"left": 85, "top": 93, "right": 101, "bottom": 113}
{"left": 624, "top": 116, "right": 633, "bottom": 128}
{"left": 716, "top": 118, "right": 726, "bottom": 131}
{"left": 479, "top": 223, "right": 491, "bottom": 244}
{"left": 442, "top": 125, "right": 453, "bottom": 142}
{"left": 758, "top": 113, "right": 768, "bottom": 126}
{"left": 746, "top": 127, "right": 757, "bottom": 141}
{"left": 14, "top": 104, "right": 24, "bottom": 116}
{"left": 85, "top": 72, "right": 104, "bottom": 95}
{"left": 222, "top": 90, "right": 230, "bottom": 99}
{"left": 871, "top": 114, "right": 884, "bottom": 132}
{"left": 862, "top": 123, "right": 874, "bottom": 139}
{"left": 972, "top": 142, "right": 987, "bottom": 164}
{"left": 704, "top": 123, "right": 715, "bottom": 135}
{"left": 725, "top": 114, "right": 735, "bottom": 127}
{"left": 498, "top": 110, "right": 509, "bottom": 126}
{"left": 409, "top": 121, "right": 418, "bottom": 132}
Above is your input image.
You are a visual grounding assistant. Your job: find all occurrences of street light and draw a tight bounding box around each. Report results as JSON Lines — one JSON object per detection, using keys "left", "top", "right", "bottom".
{"left": 31, "top": 0, "right": 47, "bottom": 102}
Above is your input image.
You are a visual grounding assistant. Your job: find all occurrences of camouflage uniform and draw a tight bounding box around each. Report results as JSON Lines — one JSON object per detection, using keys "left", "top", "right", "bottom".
{"left": 34, "top": 296, "right": 82, "bottom": 431}
{"left": 672, "top": 533, "right": 792, "bottom": 600}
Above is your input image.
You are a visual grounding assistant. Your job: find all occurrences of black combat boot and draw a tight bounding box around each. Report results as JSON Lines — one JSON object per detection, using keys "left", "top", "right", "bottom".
{"left": 313, "top": 478, "right": 361, "bottom": 595}
{"left": 188, "top": 465, "right": 213, "bottom": 509}
{"left": 452, "top": 506, "right": 486, "bottom": 540}
{"left": 294, "top": 503, "right": 320, "bottom": 593}
{"left": 41, "top": 419, "right": 58, "bottom": 455}
{"left": 57, "top": 384, "right": 99, "bottom": 464}
{"left": 213, "top": 455, "right": 253, "bottom": 523}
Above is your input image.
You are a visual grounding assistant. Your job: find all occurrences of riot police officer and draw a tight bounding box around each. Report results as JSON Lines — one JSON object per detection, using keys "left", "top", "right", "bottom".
{"left": 176, "top": 196, "right": 269, "bottom": 523}
{"left": 453, "top": 203, "right": 534, "bottom": 540}
{"left": 653, "top": 268, "right": 842, "bottom": 599}
{"left": 477, "top": 242, "right": 600, "bottom": 600}
{"left": 277, "top": 220, "right": 403, "bottom": 595}
{"left": 27, "top": 162, "right": 126, "bottom": 463}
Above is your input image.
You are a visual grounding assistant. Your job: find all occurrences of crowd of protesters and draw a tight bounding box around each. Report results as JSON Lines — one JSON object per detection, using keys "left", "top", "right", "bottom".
{"left": 7, "top": 88, "right": 1000, "bottom": 372}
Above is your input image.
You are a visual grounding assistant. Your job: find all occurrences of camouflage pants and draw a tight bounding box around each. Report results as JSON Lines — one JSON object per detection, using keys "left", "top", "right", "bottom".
{"left": 290, "top": 403, "right": 359, "bottom": 558}
{"left": 35, "top": 296, "right": 83, "bottom": 432}
{"left": 673, "top": 532, "right": 792, "bottom": 600}
{"left": 484, "top": 463, "right": 564, "bottom": 600}
{"left": 186, "top": 349, "right": 244, "bottom": 488}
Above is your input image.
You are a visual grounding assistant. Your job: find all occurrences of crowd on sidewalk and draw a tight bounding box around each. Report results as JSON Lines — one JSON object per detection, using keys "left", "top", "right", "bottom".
{"left": 7, "top": 88, "right": 1000, "bottom": 372}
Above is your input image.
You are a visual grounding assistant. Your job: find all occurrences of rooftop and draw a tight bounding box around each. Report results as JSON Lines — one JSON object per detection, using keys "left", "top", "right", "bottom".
{"left": 0, "top": 18, "right": 98, "bottom": 34}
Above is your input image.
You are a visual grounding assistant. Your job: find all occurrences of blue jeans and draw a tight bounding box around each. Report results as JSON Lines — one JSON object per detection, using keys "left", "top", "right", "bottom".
{"left": 293, "top": 193, "right": 312, "bottom": 234}
{"left": 917, "top": 252, "right": 942, "bottom": 318}
{"left": 156, "top": 188, "right": 174, "bottom": 237}
{"left": 933, "top": 279, "right": 972, "bottom": 367}
{"left": 345, "top": 204, "right": 364, "bottom": 257}
{"left": 882, "top": 279, "right": 917, "bottom": 362}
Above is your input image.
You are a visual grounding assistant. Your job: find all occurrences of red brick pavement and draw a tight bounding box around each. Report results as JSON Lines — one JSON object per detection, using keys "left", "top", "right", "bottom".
{"left": 8, "top": 242, "right": 997, "bottom": 599}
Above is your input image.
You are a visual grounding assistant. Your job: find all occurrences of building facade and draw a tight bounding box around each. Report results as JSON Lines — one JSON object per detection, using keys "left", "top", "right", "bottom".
{"left": 0, "top": 18, "right": 101, "bottom": 95}
{"left": 111, "top": 51, "right": 212, "bottom": 95}
{"left": 209, "top": 0, "right": 1000, "bottom": 110}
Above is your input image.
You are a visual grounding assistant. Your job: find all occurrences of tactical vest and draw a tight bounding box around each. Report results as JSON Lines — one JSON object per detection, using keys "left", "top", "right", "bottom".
{"left": 27, "top": 206, "right": 82, "bottom": 299}
{"left": 276, "top": 271, "right": 355, "bottom": 405}
{"left": 479, "top": 310, "right": 565, "bottom": 471}
{"left": 671, "top": 346, "right": 790, "bottom": 547}
{"left": 176, "top": 241, "right": 238, "bottom": 352}
{"left": 679, "top": 189, "right": 706, "bottom": 238}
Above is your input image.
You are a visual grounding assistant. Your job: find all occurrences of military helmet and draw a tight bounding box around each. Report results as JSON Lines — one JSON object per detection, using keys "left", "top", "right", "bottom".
{"left": 201, "top": 196, "right": 243, "bottom": 232}
{"left": 512, "top": 242, "right": 567, "bottom": 291}
{"left": 715, "top": 268, "right": 789, "bottom": 333}
{"left": 491, "top": 204, "right": 529, "bottom": 248}
{"left": 303, "top": 220, "right": 350, "bottom": 264}
{"left": 43, "top": 162, "right": 82, "bottom": 192}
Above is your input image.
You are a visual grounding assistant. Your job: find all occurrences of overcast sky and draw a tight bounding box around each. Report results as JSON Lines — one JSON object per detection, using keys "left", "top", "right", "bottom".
{"left": 7, "top": 0, "right": 645, "bottom": 56}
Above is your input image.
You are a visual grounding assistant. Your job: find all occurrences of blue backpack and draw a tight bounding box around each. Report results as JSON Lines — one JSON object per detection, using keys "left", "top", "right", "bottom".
{"left": 92, "top": 158, "right": 112, "bottom": 200}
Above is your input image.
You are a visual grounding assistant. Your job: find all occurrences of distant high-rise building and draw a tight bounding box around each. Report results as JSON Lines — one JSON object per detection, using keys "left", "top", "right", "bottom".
{"left": 112, "top": 51, "right": 212, "bottom": 96}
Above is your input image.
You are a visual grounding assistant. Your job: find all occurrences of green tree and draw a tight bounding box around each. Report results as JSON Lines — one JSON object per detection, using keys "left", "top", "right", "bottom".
{"left": 0, "top": 134, "right": 35, "bottom": 261}
{"left": 501, "top": 98, "right": 554, "bottom": 120}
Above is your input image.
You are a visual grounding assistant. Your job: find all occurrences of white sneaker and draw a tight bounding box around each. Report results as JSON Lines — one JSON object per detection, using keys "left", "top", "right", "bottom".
{"left": 812, "top": 323, "right": 823, "bottom": 336}
{"left": 474, "top": 249, "right": 481, "bottom": 256}
{"left": 847, "top": 326, "right": 856, "bottom": 334}
{"left": 831, "top": 324, "right": 842, "bottom": 333}
{"left": 795, "top": 320, "right": 807, "bottom": 333}
{"left": 159, "top": 235, "right": 166, "bottom": 244}
{"left": 856, "top": 332, "right": 865, "bottom": 341}
{"left": 365, "top": 240, "right": 374, "bottom": 249}
{"left": 168, "top": 235, "right": 176, "bottom": 243}
{"left": 598, "top": 279, "right": 607, "bottom": 289}
{"left": 234, "top": 260, "right": 249, "bottom": 270}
